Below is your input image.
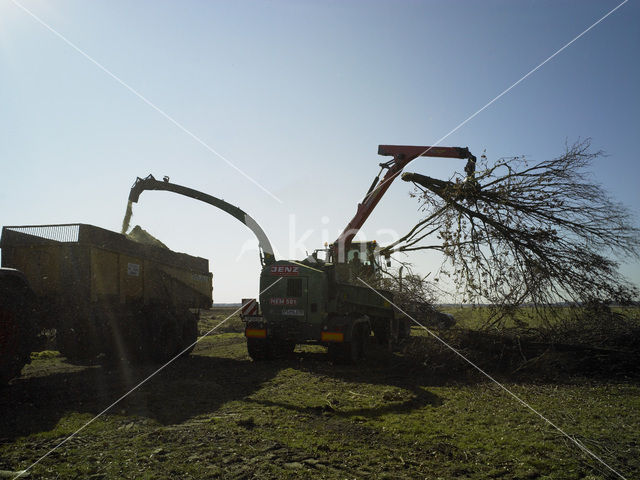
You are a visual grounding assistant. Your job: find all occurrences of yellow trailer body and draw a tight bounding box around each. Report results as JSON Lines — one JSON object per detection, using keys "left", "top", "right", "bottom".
{"left": 1, "top": 224, "right": 212, "bottom": 309}
{"left": 0, "top": 224, "right": 212, "bottom": 362}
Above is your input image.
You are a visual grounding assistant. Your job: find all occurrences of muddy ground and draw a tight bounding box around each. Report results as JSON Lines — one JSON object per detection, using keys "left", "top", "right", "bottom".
{"left": 0, "top": 308, "right": 638, "bottom": 479}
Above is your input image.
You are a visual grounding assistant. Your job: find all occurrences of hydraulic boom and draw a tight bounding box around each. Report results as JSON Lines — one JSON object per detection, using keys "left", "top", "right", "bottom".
{"left": 332, "top": 145, "right": 476, "bottom": 261}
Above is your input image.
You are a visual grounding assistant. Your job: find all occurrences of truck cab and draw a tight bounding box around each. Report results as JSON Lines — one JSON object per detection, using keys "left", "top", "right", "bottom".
{"left": 246, "top": 240, "right": 397, "bottom": 363}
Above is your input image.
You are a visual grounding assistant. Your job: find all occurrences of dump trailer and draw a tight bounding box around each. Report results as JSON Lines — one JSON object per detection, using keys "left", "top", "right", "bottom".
{"left": 244, "top": 144, "right": 476, "bottom": 363}
{"left": 0, "top": 223, "right": 212, "bottom": 378}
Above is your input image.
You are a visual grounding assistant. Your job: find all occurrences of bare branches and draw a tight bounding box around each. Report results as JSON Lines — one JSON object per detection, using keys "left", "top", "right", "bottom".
{"left": 386, "top": 139, "right": 640, "bottom": 314}
{"left": 379, "top": 266, "right": 437, "bottom": 309}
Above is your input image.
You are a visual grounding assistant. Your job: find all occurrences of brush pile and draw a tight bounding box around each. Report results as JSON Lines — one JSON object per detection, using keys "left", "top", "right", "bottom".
{"left": 402, "top": 307, "right": 640, "bottom": 381}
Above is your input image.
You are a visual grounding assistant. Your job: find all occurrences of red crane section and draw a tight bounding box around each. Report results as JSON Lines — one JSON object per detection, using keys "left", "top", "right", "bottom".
{"left": 332, "top": 145, "right": 476, "bottom": 262}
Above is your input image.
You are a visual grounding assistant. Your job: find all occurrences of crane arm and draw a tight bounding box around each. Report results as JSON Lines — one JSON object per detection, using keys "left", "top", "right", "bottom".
{"left": 332, "top": 145, "right": 475, "bottom": 261}
{"left": 127, "top": 175, "right": 275, "bottom": 266}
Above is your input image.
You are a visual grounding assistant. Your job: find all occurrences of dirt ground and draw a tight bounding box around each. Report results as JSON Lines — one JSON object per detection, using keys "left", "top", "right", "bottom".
{"left": 0, "top": 308, "right": 638, "bottom": 479}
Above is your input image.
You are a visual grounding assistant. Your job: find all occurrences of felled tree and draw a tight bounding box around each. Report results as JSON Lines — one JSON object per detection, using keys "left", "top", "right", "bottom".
{"left": 381, "top": 139, "right": 639, "bottom": 320}
{"left": 379, "top": 268, "right": 437, "bottom": 308}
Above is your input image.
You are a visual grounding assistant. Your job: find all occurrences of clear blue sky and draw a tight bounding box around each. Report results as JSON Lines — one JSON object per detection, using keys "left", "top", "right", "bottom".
{"left": 1, "top": 0, "right": 638, "bottom": 302}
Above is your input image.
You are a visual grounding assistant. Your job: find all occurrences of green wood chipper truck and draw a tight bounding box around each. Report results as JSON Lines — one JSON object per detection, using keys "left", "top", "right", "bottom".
{"left": 243, "top": 145, "right": 476, "bottom": 363}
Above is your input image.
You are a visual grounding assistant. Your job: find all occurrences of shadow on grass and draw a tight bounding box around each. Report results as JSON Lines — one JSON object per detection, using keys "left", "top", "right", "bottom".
{"left": 0, "top": 341, "right": 451, "bottom": 441}
{"left": 292, "top": 342, "right": 482, "bottom": 387}
{"left": 0, "top": 353, "right": 277, "bottom": 441}
{"left": 2, "top": 330, "right": 637, "bottom": 442}
{"left": 242, "top": 344, "right": 451, "bottom": 420}
{"left": 246, "top": 388, "right": 443, "bottom": 421}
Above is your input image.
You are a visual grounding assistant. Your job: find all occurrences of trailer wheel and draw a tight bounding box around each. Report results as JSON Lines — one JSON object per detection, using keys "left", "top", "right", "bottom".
{"left": 57, "top": 317, "right": 104, "bottom": 362}
{"left": 180, "top": 311, "right": 199, "bottom": 357}
{"left": 0, "top": 277, "right": 36, "bottom": 384}
{"left": 0, "top": 305, "right": 24, "bottom": 384}
{"left": 143, "top": 308, "right": 180, "bottom": 363}
{"left": 56, "top": 326, "right": 83, "bottom": 361}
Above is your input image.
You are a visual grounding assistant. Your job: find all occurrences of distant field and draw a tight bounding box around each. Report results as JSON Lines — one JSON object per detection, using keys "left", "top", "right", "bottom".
{"left": 0, "top": 307, "right": 638, "bottom": 479}
{"left": 198, "top": 307, "right": 245, "bottom": 334}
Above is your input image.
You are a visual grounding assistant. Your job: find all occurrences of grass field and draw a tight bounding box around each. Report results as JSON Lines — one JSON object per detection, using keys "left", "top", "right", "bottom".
{"left": 0, "top": 308, "right": 638, "bottom": 479}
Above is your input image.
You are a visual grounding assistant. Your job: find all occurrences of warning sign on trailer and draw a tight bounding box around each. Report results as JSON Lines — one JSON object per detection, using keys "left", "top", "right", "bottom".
{"left": 241, "top": 298, "right": 258, "bottom": 316}
{"left": 127, "top": 263, "right": 140, "bottom": 276}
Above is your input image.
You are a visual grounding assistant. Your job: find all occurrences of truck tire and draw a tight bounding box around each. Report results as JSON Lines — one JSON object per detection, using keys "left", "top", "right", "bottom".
{"left": 357, "top": 324, "right": 368, "bottom": 359}
{"left": 373, "top": 317, "right": 393, "bottom": 351}
{"left": 151, "top": 313, "right": 180, "bottom": 363}
{"left": 247, "top": 338, "right": 272, "bottom": 361}
{"left": 328, "top": 324, "right": 367, "bottom": 365}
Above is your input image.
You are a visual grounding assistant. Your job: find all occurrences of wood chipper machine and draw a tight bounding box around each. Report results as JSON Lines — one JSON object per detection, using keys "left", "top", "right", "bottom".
{"left": 243, "top": 145, "right": 476, "bottom": 363}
